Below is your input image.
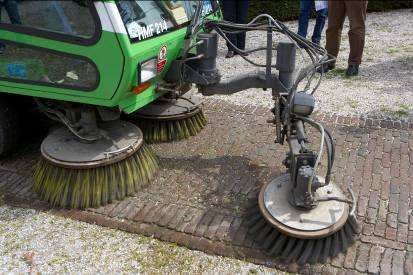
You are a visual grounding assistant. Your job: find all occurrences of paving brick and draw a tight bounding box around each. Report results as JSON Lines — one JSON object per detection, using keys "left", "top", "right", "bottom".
{"left": 194, "top": 212, "right": 215, "bottom": 238}
{"left": 366, "top": 207, "right": 377, "bottom": 224}
{"left": 389, "top": 193, "right": 399, "bottom": 213}
{"left": 397, "top": 223, "right": 409, "bottom": 243}
{"left": 380, "top": 248, "right": 394, "bottom": 275}
{"left": 398, "top": 199, "right": 410, "bottom": 224}
{"left": 408, "top": 231, "right": 413, "bottom": 245}
{"left": 368, "top": 190, "right": 380, "bottom": 209}
{"left": 406, "top": 252, "right": 413, "bottom": 275}
{"left": 386, "top": 227, "right": 397, "bottom": 241}
{"left": 183, "top": 210, "right": 206, "bottom": 235}
{"left": 381, "top": 180, "right": 390, "bottom": 200}
{"left": 204, "top": 213, "right": 224, "bottom": 240}
{"left": 343, "top": 242, "right": 358, "bottom": 269}
{"left": 361, "top": 235, "right": 406, "bottom": 251}
{"left": 357, "top": 196, "right": 368, "bottom": 217}
{"left": 378, "top": 200, "right": 388, "bottom": 221}
{"left": 362, "top": 223, "right": 374, "bottom": 236}
{"left": 168, "top": 206, "right": 191, "bottom": 230}
{"left": 355, "top": 243, "right": 371, "bottom": 273}
{"left": 387, "top": 213, "right": 398, "bottom": 228}
{"left": 215, "top": 216, "right": 233, "bottom": 242}
{"left": 392, "top": 250, "right": 405, "bottom": 275}
{"left": 368, "top": 245, "right": 383, "bottom": 274}
{"left": 374, "top": 221, "right": 386, "bottom": 237}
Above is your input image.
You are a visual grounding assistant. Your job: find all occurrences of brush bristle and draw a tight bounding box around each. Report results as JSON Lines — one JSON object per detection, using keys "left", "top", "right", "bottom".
{"left": 136, "top": 110, "right": 207, "bottom": 143}
{"left": 246, "top": 204, "right": 359, "bottom": 264}
{"left": 33, "top": 144, "right": 159, "bottom": 209}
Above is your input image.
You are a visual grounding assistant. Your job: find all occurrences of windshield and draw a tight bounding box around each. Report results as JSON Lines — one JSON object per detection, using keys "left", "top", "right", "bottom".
{"left": 117, "top": 0, "right": 213, "bottom": 42}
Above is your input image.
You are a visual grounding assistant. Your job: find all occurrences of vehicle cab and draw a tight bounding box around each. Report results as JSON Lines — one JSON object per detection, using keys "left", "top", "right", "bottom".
{"left": 0, "top": 0, "right": 220, "bottom": 113}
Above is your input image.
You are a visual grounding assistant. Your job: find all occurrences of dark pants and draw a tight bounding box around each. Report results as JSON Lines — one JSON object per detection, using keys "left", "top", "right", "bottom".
{"left": 325, "top": 0, "right": 368, "bottom": 66}
{"left": 0, "top": 0, "right": 22, "bottom": 25}
{"left": 298, "top": 0, "right": 327, "bottom": 45}
{"left": 221, "top": 0, "right": 249, "bottom": 51}
{"left": 0, "top": 0, "right": 21, "bottom": 51}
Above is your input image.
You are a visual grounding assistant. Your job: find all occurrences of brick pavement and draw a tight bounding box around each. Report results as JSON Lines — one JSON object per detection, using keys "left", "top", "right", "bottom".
{"left": 1, "top": 99, "right": 412, "bottom": 274}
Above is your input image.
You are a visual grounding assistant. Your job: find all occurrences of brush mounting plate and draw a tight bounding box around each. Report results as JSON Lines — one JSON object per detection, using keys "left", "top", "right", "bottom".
{"left": 134, "top": 94, "right": 203, "bottom": 121}
{"left": 259, "top": 174, "right": 349, "bottom": 239}
{"left": 41, "top": 121, "right": 143, "bottom": 169}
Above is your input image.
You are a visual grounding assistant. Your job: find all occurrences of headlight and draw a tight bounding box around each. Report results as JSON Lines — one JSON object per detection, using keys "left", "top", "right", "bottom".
{"left": 139, "top": 58, "right": 157, "bottom": 84}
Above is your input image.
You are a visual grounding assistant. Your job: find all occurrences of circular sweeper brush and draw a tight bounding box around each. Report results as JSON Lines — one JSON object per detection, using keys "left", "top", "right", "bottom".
{"left": 247, "top": 174, "right": 360, "bottom": 265}
{"left": 33, "top": 121, "right": 159, "bottom": 209}
{"left": 130, "top": 94, "right": 207, "bottom": 143}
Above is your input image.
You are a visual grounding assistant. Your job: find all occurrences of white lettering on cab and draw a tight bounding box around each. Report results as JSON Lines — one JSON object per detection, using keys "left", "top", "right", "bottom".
{"left": 127, "top": 20, "right": 169, "bottom": 40}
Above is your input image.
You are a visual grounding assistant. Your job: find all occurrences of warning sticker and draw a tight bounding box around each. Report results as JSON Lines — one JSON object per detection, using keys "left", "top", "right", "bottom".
{"left": 157, "top": 45, "right": 168, "bottom": 73}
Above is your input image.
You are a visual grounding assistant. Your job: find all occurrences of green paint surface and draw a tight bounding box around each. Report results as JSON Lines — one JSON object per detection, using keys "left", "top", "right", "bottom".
{"left": 0, "top": 2, "right": 221, "bottom": 113}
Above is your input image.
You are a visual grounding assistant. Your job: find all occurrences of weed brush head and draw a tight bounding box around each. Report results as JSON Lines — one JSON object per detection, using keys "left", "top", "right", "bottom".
{"left": 247, "top": 174, "right": 360, "bottom": 265}
{"left": 33, "top": 121, "right": 159, "bottom": 209}
{"left": 130, "top": 94, "right": 207, "bottom": 143}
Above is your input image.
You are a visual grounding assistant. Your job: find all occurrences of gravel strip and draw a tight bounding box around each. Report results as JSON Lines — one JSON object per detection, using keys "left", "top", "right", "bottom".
{"left": 209, "top": 9, "right": 413, "bottom": 119}
{"left": 0, "top": 206, "right": 283, "bottom": 274}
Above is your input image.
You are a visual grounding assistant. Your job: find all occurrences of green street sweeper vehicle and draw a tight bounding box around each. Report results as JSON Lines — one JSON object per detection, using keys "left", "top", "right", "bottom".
{"left": 0, "top": 0, "right": 218, "bottom": 208}
{"left": 0, "top": 0, "right": 359, "bottom": 264}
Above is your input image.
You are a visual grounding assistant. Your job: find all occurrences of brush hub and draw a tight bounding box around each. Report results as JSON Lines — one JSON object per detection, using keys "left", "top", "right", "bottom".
{"left": 134, "top": 94, "right": 203, "bottom": 121}
{"left": 41, "top": 121, "right": 143, "bottom": 169}
{"left": 259, "top": 174, "right": 349, "bottom": 239}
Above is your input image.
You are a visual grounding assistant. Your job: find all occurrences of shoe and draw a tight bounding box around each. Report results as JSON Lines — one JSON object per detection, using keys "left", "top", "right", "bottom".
{"left": 346, "top": 64, "right": 359, "bottom": 76}
{"left": 317, "top": 62, "right": 335, "bottom": 74}
{"left": 225, "top": 50, "right": 235, "bottom": 58}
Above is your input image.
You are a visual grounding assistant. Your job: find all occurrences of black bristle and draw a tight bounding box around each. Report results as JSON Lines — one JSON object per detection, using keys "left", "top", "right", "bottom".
{"left": 268, "top": 234, "right": 288, "bottom": 256}
{"left": 262, "top": 230, "right": 280, "bottom": 250}
{"left": 297, "top": 240, "right": 315, "bottom": 266}
{"left": 309, "top": 238, "right": 324, "bottom": 264}
{"left": 281, "top": 238, "right": 297, "bottom": 259}
{"left": 248, "top": 218, "right": 267, "bottom": 235}
{"left": 331, "top": 232, "right": 341, "bottom": 258}
{"left": 245, "top": 213, "right": 262, "bottom": 227}
{"left": 340, "top": 226, "right": 349, "bottom": 251}
{"left": 255, "top": 225, "right": 273, "bottom": 245}
{"left": 320, "top": 236, "right": 332, "bottom": 263}
{"left": 285, "top": 239, "right": 305, "bottom": 263}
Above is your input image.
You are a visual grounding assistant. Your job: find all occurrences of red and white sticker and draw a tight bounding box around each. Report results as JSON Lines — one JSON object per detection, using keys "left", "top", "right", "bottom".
{"left": 157, "top": 45, "right": 168, "bottom": 73}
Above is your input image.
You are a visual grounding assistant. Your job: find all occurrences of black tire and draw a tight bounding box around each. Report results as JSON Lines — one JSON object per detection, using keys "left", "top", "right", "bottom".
{"left": 0, "top": 97, "right": 21, "bottom": 158}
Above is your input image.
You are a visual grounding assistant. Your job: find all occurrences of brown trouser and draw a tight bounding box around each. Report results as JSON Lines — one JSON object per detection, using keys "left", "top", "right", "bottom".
{"left": 326, "top": 0, "right": 368, "bottom": 66}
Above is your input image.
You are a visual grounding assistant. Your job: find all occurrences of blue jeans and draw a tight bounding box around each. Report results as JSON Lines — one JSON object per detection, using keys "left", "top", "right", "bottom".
{"left": 298, "top": 0, "right": 327, "bottom": 45}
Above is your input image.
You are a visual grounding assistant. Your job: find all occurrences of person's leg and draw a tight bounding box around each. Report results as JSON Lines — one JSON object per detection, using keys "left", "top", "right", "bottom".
{"left": 345, "top": 0, "right": 367, "bottom": 67}
{"left": 298, "top": 0, "right": 313, "bottom": 39}
{"left": 235, "top": 0, "right": 249, "bottom": 51}
{"left": 325, "top": 0, "right": 346, "bottom": 63}
{"left": 311, "top": 8, "right": 328, "bottom": 45}
{"left": 220, "top": 0, "right": 237, "bottom": 54}
{"left": 0, "top": 3, "right": 5, "bottom": 53}
{"left": 3, "top": 0, "right": 21, "bottom": 25}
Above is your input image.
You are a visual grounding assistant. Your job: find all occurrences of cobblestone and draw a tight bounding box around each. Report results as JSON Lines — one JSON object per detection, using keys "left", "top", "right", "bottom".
{"left": 1, "top": 101, "right": 412, "bottom": 273}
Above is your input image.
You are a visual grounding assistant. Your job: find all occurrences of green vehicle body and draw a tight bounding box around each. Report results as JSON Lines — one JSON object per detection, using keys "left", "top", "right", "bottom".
{"left": 0, "top": 0, "right": 221, "bottom": 114}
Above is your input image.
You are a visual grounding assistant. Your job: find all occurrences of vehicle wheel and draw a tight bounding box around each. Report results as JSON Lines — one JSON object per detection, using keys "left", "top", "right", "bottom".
{"left": 0, "top": 98, "right": 21, "bottom": 158}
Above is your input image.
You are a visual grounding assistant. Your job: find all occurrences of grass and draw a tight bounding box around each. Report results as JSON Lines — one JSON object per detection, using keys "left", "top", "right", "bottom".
{"left": 349, "top": 100, "right": 359, "bottom": 109}
{"left": 386, "top": 47, "right": 399, "bottom": 54}
{"left": 380, "top": 104, "right": 412, "bottom": 118}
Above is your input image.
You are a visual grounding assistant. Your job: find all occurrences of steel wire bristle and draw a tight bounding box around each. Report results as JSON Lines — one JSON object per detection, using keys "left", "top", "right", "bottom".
{"left": 33, "top": 144, "right": 159, "bottom": 209}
